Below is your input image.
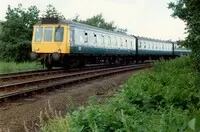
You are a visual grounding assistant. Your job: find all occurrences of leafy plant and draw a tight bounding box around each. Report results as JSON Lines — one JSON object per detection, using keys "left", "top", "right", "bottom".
{"left": 41, "top": 56, "right": 200, "bottom": 131}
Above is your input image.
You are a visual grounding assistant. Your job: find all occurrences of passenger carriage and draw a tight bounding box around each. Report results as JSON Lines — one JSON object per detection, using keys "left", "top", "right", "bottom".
{"left": 30, "top": 18, "right": 191, "bottom": 69}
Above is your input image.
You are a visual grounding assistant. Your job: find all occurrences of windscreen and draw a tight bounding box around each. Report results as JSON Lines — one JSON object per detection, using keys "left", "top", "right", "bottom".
{"left": 34, "top": 26, "right": 64, "bottom": 42}
{"left": 54, "top": 27, "right": 64, "bottom": 42}
{"left": 44, "top": 27, "right": 53, "bottom": 42}
{"left": 34, "top": 27, "right": 43, "bottom": 42}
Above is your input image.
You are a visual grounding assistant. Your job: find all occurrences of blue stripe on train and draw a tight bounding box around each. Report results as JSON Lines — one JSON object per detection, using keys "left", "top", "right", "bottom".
{"left": 70, "top": 45, "right": 136, "bottom": 55}
{"left": 138, "top": 50, "right": 172, "bottom": 55}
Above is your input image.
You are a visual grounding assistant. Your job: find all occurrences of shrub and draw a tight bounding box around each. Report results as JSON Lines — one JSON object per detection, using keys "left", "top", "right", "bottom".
{"left": 41, "top": 56, "right": 200, "bottom": 131}
{"left": 0, "top": 41, "right": 31, "bottom": 62}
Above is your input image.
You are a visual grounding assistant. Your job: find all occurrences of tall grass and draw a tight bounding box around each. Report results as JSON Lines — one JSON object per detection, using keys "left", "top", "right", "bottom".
{"left": 0, "top": 61, "right": 44, "bottom": 74}
{"left": 41, "top": 56, "right": 200, "bottom": 131}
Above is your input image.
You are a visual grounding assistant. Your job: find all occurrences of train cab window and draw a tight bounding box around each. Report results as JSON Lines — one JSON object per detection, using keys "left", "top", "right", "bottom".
{"left": 44, "top": 27, "right": 53, "bottom": 42}
{"left": 94, "top": 34, "right": 97, "bottom": 44}
{"left": 84, "top": 32, "right": 88, "bottom": 43}
{"left": 35, "top": 27, "right": 43, "bottom": 42}
{"left": 54, "top": 27, "right": 64, "bottom": 42}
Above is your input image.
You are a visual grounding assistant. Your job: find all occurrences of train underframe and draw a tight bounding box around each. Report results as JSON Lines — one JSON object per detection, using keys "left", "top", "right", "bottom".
{"left": 30, "top": 52, "right": 174, "bottom": 69}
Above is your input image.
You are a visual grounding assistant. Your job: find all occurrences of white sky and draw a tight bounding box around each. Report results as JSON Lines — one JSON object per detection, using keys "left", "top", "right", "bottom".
{"left": 0, "top": 0, "right": 187, "bottom": 41}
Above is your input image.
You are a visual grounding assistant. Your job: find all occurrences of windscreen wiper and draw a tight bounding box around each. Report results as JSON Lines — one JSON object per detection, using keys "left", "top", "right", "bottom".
{"left": 55, "top": 25, "right": 61, "bottom": 32}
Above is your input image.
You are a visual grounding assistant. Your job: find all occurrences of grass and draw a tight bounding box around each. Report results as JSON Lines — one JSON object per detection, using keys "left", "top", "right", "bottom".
{"left": 0, "top": 61, "right": 44, "bottom": 74}
{"left": 41, "top": 56, "right": 200, "bottom": 131}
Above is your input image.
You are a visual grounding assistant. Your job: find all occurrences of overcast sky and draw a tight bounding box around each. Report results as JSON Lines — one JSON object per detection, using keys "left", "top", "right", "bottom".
{"left": 0, "top": 0, "right": 186, "bottom": 41}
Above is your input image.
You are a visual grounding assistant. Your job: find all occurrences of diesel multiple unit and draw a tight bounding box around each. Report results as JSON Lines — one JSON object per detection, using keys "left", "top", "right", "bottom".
{"left": 31, "top": 18, "right": 191, "bottom": 69}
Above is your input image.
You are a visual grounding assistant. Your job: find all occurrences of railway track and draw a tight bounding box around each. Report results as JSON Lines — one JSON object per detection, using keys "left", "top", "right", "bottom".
{"left": 0, "top": 63, "right": 151, "bottom": 102}
{"left": 0, "top": 64, "right": 109, "bottom": 83}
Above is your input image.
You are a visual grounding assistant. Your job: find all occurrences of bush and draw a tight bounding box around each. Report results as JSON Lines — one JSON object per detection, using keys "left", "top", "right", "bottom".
{"left": 0, "top": 41, "right": 31, "bottom": 62}
{"left": 41, "top": 56, "right": 200, "bottom": 131}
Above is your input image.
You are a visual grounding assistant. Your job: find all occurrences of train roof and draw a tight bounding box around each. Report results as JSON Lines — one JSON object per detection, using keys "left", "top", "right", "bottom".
{"left": 37, "top": 18, "right": 177, "bottom": 43}
{"left": 37, "top": 18, "right": 135, "bottom": 38}
{"left": 136, "top": 36, "right": 173, "bottom": 43}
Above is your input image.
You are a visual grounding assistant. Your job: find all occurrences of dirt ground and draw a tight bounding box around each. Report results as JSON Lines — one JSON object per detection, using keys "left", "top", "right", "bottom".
{"left": 0, "top": 70, "right": 141, "bottom": 132}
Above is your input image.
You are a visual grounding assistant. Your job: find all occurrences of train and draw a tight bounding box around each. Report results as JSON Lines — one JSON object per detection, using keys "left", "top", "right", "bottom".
{"left": 30, "top": 18, "right": 191, "bottom": 69}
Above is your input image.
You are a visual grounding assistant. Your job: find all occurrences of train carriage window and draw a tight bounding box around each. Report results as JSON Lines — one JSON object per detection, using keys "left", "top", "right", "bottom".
{"left": 108, "top": 36, "right": 111, "bottom": 46}
{"left": 54, "top": 27, "right": 64, "bottom": 42}
{"left": 105, "top": 36, "right": 108, "bottom": 46}
{"left": 144, "top": 42, "right": 146, "bottom": 49}
{"left": 139, "top": 42, "right": 142, "bottom": 48}
{"left": 84, "top": 32, "right": 88, "bottom": 43}
{"left": 101, "top": 35, "right": 104, "bottom": 45}
{"left": 125, "top": 39, "right": 128, "bottom": 47}
{"left": 120, "top": 38, "right": 123, "bottom": 46}
{"left": 70, "top": 30, "right": 74, "bottom": 41}
{"left": 44, "top": 27, "right": 53, "bottom": 42}
{"left": 115, "top": 37, "right": 117, "bottom": 46}
{"left": 131, "top": 41, "right": 133, "bottom": 47}
{"left": 117, "top": 38, "right": 120, "bottom": 47}
{"left": 162, "top": 44, "right": 164, "bottom": 49}
{"left": 175, "top": 44, "right": 178, "bottom": 49}
{"left": 94, "top": 34, "right": 97, "bottom": 44}
{"left": 35, "top": 27, "right": 43, "bottom": 42}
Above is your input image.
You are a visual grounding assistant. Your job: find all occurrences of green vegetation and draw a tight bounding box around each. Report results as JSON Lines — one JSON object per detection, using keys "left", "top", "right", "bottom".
{"left": 168, "top": 0, "right": 200, "bottom": 70}
{"left": 0, "top": 4, "right": 40, "bottom": 62}
{"left": 40, "top": 56, "right": 200, "bottom": 131}
{"left": 42, "top": 4, "right": 65, "bottom": 19}
{"left": 0, "top": 61, "right": 43, "bottom": 74}
{"left": 72, "top": 13, "right": 127, "bottom": 33}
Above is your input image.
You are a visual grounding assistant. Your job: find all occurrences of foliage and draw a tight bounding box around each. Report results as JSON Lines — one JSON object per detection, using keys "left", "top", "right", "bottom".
{"left": 0, "top": 4, "right": 40, "bottom": 44}
{"left": 0, "top": 4, "right": 40, "bottom": 62}
{"left": 0, "top": 22, "right": 2, "bottom": 35}
{"left": 0, "top": 61, "right": 43, "bottom": 74}
{"left": 42, "top": 4, "right": 65, "bottom": 19}
{"left": 72, "top": 13, "right": 127, "bottom": 33}
{"left": 168, "top": 0, "right": 200, "bottom": 70}
{"left": 0, "top": 4, "right": 65, "bottom": 62}
{"left": 0, "top": 41, "right": 32, "bottom": 62}
{"left": 41, "top": 56, "right": 200, "bottom": 131}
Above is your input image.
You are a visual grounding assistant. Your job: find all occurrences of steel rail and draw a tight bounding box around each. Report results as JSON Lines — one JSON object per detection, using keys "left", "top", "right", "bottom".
{"left": 0, "top": 63, "right": 151, "bottom": 100}
{"left": 0, "top": 62, "right": 150, "bottom": 82}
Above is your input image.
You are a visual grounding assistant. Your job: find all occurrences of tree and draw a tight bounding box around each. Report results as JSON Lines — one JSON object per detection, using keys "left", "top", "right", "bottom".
{"left": 42, "top": 4, "right": 65, "bottom": 19}
{"left": 72, "top": 13, "right": 127, "bottom": 34}
{"left": 168, "top": 0, "right": 200, "bottom": 69}
{"left": 0, "top": 4, "right": 40, "bottom": 62}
